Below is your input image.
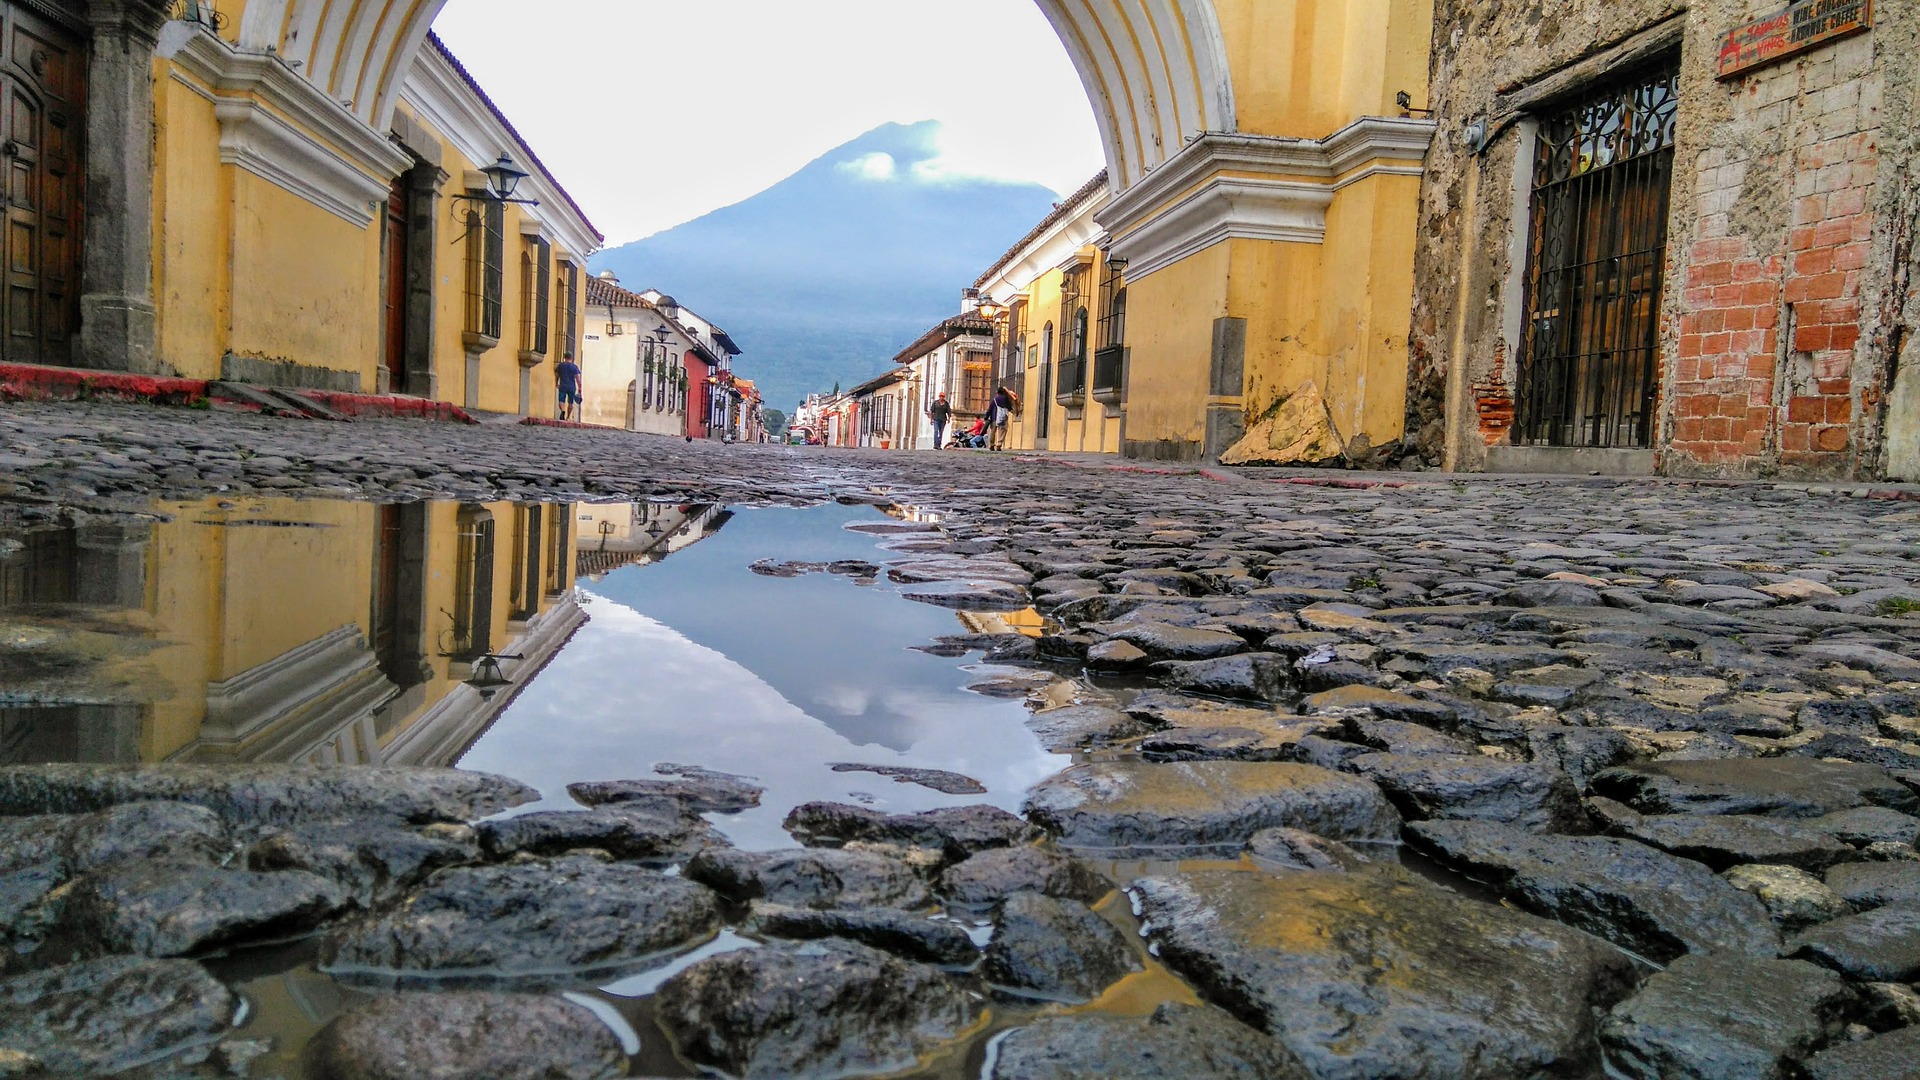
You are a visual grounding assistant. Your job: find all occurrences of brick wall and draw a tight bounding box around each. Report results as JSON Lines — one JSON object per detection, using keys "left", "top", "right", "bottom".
{"left": 1670, "top": 34, "right": 1882, "bottom": 472}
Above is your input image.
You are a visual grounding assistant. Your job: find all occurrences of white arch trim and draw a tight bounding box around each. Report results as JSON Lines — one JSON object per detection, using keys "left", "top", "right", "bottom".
{"left": 235, "top": 0, "right": 1236, "bottom": 193}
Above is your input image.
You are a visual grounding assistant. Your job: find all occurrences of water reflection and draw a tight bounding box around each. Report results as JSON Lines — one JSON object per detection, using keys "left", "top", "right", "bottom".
{"left": 461, "top": 502, "right": 1069, "bottom": 849}
{"left": 0, "top": 497, "right": 582, "bottom": 767}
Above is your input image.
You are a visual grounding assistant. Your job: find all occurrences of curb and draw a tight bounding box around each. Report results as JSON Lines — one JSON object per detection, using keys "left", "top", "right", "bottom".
{"left": 0, "top": 362, "right": 478, "bottom": 424}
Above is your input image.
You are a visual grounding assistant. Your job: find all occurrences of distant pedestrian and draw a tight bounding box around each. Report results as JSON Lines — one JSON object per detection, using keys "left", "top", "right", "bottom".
{"left": 927, "top": 394, "right": 951, "bottom": 450}
{"left": 555, "top": 358, "right": 583, "bottom": 421}
{"left": 989, "top": 387, "right": 1015, "bottom": 451}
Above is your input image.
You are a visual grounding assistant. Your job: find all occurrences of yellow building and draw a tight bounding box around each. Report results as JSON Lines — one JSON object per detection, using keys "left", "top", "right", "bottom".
{"left": 1, "top": 497, "right": 579, "bottom": 767}
{"left": 37, "top": 2, "right": 1430, "bottom": 460}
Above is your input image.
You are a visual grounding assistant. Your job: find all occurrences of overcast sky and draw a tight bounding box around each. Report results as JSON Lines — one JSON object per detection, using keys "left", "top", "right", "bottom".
{"left": 432, "top": 0, "right": 1105, "bottom": 246}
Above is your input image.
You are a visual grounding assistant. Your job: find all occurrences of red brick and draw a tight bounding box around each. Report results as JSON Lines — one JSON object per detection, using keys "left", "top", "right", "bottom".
{"left": 1690, "top": 261, "right": 1735, "bottom": 287}
{"left": 1787, "top": 396, "right": 1825, "bottom": 424}
{"left": 1795, "top": 324, "right": 1834, "bottom": 352}
{"left": 1833, "top": 243, "right": 1868, "bottom": 271}
{"left": 1786, "top": 273, "right": 1848, "bottom": 303}
{"left": 1828, "top": 188, "right": 1867, "bottom": 216}
{"left": 1813, "top": 219, "right": 1856, "bottom": 247}
{"left": 1789, "top": 226, "right": 1818, "bottom": 250}
{"left": 1723, "top": 309, "right": 1755, "bottom": 332}
{"left": 1825, "top": 396, "right": 1855, "bottom": 423}
{"left": 1675, "top": 418, "right": 1708, "bottom": 443}
{"left": 1830, "top": 323, "right": 1861, "bottom": 351}
{"left": 1753, "top": 306, "right": 1780, "bottom": 330}
{"left": 1748, "top": 357, "right": 1776, "bottom": 381}
{"left": 1782, "top": 426, "right": 1811, "bottom": 452}
{"left": 1792, "top": 249, "right": 1835, "bottom": 276}
{"left": 1815, "top": 426, "right": 1851, "bottom": 452}
{"left": 1701, "top": 332, "right": 1732, "bottom": 355}
{"left": 1740, "top": 283, "right": 1779, "bottom": 307}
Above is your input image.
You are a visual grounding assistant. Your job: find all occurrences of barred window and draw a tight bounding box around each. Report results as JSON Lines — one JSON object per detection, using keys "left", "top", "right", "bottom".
{"left": 450, "top": 506, "right": 496, "bottom": 659}
{"left": 520, "top": 237, "right": 551, "bottom": 354}
{"left": 1517, "top": 63, "right": 1679, "bottom": 449}
{"left": 464, "top": 194, "right": 504, "bottom": 340}
{"left": 963, "top": 362, "right": 992, "bottom": 413}
{"left": 555, "top": 260, "right": 579, "bottom": 359}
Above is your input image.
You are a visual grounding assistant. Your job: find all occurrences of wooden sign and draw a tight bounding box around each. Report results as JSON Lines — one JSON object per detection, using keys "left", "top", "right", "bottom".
{"left": 1717, "top": 0, "right": 1872, "bottom": 80}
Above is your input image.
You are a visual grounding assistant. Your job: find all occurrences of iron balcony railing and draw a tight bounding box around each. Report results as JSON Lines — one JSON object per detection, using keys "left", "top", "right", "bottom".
{"left": 1056, "top": 353, "right": 1086, "bottom": 407}
{"left": 1091, "top": 344, "right": 1124, "bottom": 404}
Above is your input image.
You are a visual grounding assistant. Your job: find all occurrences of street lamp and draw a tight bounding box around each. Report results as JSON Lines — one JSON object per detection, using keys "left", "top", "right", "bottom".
{"left": 451, "top": 152, "right": 540, "bottom": 213}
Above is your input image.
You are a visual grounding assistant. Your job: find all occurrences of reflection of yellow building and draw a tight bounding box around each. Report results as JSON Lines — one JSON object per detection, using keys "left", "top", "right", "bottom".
{"left": 0, "top": 498, "right": 580, "bottom": 767}
{"left": 573, "top": 504, "right": 732, "bottom": 581}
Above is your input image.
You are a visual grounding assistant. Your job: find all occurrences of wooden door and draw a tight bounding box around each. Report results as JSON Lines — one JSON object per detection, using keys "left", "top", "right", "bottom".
{"left": 0, "top": 3, "right": 84, "bottom": 366}
{"left": 380, "top": 177, "right": 409, "bottom": 388}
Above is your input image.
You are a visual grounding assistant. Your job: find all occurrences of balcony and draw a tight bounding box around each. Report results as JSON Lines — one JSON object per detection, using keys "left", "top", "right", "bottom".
{"left": 1055, "top": 353, "right": 1087, "bottom": 407}
{"left": 1092, "top": 344, "right": 1125, "bottom": 406}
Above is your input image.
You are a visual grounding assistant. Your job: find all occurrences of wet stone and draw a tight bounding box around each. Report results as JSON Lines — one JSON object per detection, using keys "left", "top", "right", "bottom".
{"left": 1409, "top": 820, "right": 1780, "bottom": 962}
{"left": 311, "top": 992, "right": 627, "bottom": 1080}
{"left": 749, "top": 903, "right": 979, "bottom": 966}
{"left": 1109, "top": 622, "right": 1247, "bottom": 661}
{"left": 936, "top": 846, "right": 1111, "bottom": 909}
{"left": 1149, "top": 652, "right": 1295, "bottom": 704}
{"left": 683, "top": 847, "right": 932, "bottom": 911}
{"left": 1138, "top": 719, "right": 1329, "bottom": 763}
{"left": 986, "top": 1002, "right": 1309, "bottom": 1080}
{"left": 1132, "top": 869, "right": 1635, "bottom": 1079}
{"left": 828, "top": 763, "right": 987, "bottom": 795}
{"left": 1788, "top": 904, "right": 1920, "bottom": 981}
{"left": 566, "top": 765, "right": 763, "bottom": 813}
{"left": 1244, "top": 827, "right": 1372, "bottom": 873}
{"left": 982, "top": 893, "right": 1139, "bottom": 1002}
{"left": 1022, "top": 704, "right": 1146, "bottom": 751}
{"left": 1604, "top": 811, "right": 1856, "bottom": 872}
{"left": 320, "top": 855, "right": 720, "bottom": 983}
{"left": 0, "top": 957, "right": 237, "bottom": 1077}
{"left": 782, "top": 802, "right": 1039, "bottom": 862}
{"left": 1799, "top": 1026, "right": 1920, "bottom": 1080}
{"left": 1349, "top": 753, "right": 1585, "bottom": 832}
{"left": 1810, "top": 806, "right": 1920, "bottom": 848}
{"left": 1085, "top": 638, "right": 1149, "bottom": 670}
{"left": 1590, "top": 758, "right": 1918, "bottom": 818}
{"left": 654, "top": 939, "right": 978, "bottom": 1080}
{"left": 1722, "top": 864, "right": 1854, "bottom": 933}
{"left": 475, "top": 806, "right": 720, "bottom": 863}
{"left": 1528, "top": 727, "right": 1640, "bottom": 790}
{"left": 1345, "top": 717, "right": 1475, "bottom": 756}
{"left": 0, "top": 764, "right": 537, "bottom": 827}
{"left": 1025, "top": 760, "right": 1402, "bottom": 857}
{"left": 1825, "top": 862, "right": 1920, "bottom": 910}
{"left": 1300, "top": 684, "right": 1457, "bottom": 727}
{"left": 245, "top": 821, "right": 478, "bottom": 908}
{"left": 1598, "top": 953, "right": 1851, "bottom": 1080}
{"left": 59, "top": 860, "right": 347, "bottom": 959}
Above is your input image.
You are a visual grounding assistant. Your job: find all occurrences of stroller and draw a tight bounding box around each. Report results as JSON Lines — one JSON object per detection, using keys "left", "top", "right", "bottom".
{"left": 948, "top": 418, "right": 989, "bottom": 449}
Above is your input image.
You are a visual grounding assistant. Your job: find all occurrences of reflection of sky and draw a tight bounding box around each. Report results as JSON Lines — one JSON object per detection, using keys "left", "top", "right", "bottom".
{"left": 458, "top": 504, "right": 1068, "bottom": 850}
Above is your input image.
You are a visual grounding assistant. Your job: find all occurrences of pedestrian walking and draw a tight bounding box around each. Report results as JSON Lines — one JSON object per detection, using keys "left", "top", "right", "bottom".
{"left": 927, "top": 394, "right": 952, "bottom": 450}
{"left": 989, "top": 387, "right": 1015, "bottom": 451}
{"left": 555, "top": 358, "right": 583, "bottom": 422}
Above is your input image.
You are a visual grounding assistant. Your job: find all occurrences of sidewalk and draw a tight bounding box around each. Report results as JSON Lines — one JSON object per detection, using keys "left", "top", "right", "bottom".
{"left": 0, "top": 362, "right": 476, "bottom": 424}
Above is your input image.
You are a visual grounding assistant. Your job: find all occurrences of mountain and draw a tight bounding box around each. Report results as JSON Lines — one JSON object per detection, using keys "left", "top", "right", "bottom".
{"left": 588, "top": 122, "right": 1065, "bottom": 413}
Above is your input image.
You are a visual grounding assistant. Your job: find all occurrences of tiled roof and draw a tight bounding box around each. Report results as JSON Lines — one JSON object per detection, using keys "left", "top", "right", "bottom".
{"left": 584, "top": 275, "right": 653, "bottom": 310}
{"left": 973, "top": 170, "right": 1109, "bottom": 290}
{"left": 891, "top": 315, "right": 994, "bottom": 366}
{"left": 424, "top": 33, "right": 604, "bottom": 245}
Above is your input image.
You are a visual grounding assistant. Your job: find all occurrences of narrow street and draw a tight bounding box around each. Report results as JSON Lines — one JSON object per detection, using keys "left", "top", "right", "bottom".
{"left": 3, "top": 400, "right": 1918, "bottom": 1077}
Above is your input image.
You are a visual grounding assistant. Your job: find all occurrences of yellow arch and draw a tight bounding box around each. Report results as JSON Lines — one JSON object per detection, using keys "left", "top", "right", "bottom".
{"left": 234, "top": 0, "right": 1236, "bottom": 191}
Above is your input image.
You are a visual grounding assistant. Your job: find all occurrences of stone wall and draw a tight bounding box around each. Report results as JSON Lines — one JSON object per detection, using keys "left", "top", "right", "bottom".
{"left": 1411, "top": 0, "right": 1920, "bottom": 480}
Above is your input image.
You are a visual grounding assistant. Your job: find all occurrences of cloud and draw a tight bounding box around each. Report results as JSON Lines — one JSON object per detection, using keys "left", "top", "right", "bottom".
{"left": 838, "top": 152, "right": 898, "bottom": 181}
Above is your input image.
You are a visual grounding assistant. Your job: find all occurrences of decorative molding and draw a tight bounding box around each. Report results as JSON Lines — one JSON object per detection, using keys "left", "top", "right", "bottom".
{"left": 979, "top": 193, "right": 1110, "bottom": 305}
{"left": 1100, "top": 118, "right": 1437, "bottom": 280}
{"left": 401, "top": 46, "right": 603, "bottom": 261}
{"left": 194, "top": 625, "right": 400, "bottom": 762}
{"left": 162, "top": 25, "right": 410, "bottom": 227}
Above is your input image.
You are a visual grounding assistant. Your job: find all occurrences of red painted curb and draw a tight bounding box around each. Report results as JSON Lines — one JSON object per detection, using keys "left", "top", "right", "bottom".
{"left": 0, "top": 362, "right": 478, "bottom": 423}
{"left": 0, "top": 363, "right": 208, "bottom": 405}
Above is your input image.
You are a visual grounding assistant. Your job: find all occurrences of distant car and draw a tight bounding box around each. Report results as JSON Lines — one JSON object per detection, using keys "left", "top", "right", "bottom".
{"left": 787, "top": 428, "right": 813, "bottom": 445}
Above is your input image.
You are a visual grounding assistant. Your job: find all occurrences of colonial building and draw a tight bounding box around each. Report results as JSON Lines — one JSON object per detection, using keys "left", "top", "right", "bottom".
{"left": 849, "top": 368, "right": 911, "bottom": 449}
{"left": 635, "top": 289, "right": 744, "bottom": 441}
{"left": 13, "top": 4, "right": 599, "bottom": 420}
{"left": 2, "top": 496, "right": 579, "bottom": 767}
{"left": 579, "top": 274, "right": 692, "bottom": 437}
{"left": 1412, "top": 0, "right": 1917, "bottom": 481}
{"left": 975, "top": 173, "right": 1123, "bottom": 454}
{"left": 891, "top": 314, "right": 995, "bottom": 449}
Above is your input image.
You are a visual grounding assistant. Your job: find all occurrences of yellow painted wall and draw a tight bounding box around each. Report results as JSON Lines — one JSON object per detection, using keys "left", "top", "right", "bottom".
{"left": 1312, "top": 172, "right": 1421, "bottom": 447}
{"left": 1121, "top": 244, "right": 1231, "bottom": 452}
{"left": 152, "top": 68, "right": 231, "bottom": 379}
{"left": 1214, "top": 0, "right": 1434, "bottom": 137}
{"left": 227, "top": 175, "right": 381, "bottom": 384}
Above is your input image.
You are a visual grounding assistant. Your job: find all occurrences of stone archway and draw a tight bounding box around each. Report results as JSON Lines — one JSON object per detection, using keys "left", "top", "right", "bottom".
{"left": 234, "top": 0, "right": 1238, "bottom": 198}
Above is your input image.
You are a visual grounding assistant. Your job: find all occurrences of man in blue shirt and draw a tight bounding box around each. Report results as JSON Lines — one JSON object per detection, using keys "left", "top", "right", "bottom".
{"left": 556, "top": 358, "right": 583, "bottom": 421}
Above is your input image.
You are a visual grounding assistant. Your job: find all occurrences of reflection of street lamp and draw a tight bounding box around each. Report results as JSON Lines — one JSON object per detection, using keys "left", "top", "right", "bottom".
{"left": 641, "top": 325, "right": 673, "bottom": 412}
{"left": 465, "top": 654, "right": 524, "bottom": 700}
{"left": 597, "top": 519, "right": 616, "bottom": 550}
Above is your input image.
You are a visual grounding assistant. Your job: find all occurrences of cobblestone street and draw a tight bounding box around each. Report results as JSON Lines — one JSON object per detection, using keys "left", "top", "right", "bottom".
{"left": 5, "top": 401, "right": 1920, "bottom": 1077}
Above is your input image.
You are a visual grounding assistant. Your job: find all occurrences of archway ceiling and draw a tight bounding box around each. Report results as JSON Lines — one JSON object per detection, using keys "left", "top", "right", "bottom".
{"left": 234, "top": 0, "right": 1235, "bottom": 193}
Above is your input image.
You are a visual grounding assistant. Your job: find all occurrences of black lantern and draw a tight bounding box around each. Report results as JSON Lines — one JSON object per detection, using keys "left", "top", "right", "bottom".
{"left": 465, "top": 655, "right": 514, "bottom": 699}
{"left": 483, "top": 153, "right": 530, "bottom": 201}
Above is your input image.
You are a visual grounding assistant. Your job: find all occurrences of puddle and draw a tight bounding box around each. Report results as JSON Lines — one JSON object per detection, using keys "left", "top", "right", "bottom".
{"left": 5, "top": 494, "right": 1199, "bottom": 1077}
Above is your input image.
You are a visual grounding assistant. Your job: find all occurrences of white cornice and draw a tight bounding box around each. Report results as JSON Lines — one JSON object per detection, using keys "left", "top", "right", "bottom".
{"left": 162, "top": 24, "right": 410, "bottom": 228}
{"left": 399, "top": 47, "right": 602, "bottom": 260}
{"left": 979, "top": 194, "right": 1110, "bottom": 304}
{"left": 1099, "top": 118, "right": 1437, "bottom": 280}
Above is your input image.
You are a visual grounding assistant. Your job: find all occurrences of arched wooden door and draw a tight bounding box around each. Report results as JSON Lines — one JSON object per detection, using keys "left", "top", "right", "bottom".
{"left": 0, "top": 3, "right": 84, "bottom": 366}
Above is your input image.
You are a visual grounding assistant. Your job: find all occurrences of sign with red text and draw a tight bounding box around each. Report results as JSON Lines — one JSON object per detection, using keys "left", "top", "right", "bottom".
{"left": 1717, "top": 0, "right": 1872, "bottom": 80}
